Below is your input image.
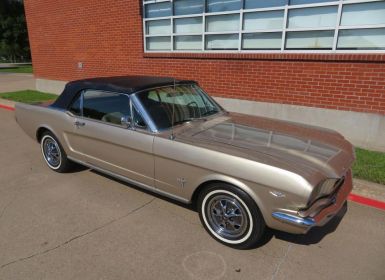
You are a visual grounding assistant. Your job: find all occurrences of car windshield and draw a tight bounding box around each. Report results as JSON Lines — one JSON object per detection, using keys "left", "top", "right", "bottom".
{"left": 136, "top": 84, "right": 222, "bottom": 131}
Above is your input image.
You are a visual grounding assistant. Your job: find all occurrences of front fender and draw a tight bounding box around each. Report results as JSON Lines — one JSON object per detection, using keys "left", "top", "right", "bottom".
{"left": 192, "top": 174, "right": 270, "bottom": 221}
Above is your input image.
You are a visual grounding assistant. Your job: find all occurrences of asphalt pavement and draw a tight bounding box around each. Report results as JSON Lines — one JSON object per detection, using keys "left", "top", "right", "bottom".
{"left": 0, "top": 108, "right": 384, "bottom": 280}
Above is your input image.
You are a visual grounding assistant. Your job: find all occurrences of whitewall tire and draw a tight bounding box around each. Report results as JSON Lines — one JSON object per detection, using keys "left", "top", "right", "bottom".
{"left": 198, "top": 183, "right": 265, "bottom": 249}
{"left": 40, "top": 131, "right": 74, "bottom": 173}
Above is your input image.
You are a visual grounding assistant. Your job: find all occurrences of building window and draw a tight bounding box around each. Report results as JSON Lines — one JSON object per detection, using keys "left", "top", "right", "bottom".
{"left": 143, "top": 0, "right": 385, "bottom": 53}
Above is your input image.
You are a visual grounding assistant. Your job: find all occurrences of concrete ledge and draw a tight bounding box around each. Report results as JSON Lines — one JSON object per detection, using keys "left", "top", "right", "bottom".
{"left": 0, "top": 98, "right": 16, "bottom": 108}
{"left": 36, "top": 78, "right": 66, "bottom": 94}
{"left": 214, "top": 97, "right": 385, "bottom": 152}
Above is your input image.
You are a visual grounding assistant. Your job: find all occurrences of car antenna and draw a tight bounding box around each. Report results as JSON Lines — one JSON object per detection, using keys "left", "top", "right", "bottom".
{"left": 170, "top": 78, "right": 176, "bottom": 140}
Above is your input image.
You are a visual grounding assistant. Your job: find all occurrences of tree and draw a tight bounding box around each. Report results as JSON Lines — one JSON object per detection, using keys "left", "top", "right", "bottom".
{"left": 0, "top": 0, "right": 31, "bottom": 62}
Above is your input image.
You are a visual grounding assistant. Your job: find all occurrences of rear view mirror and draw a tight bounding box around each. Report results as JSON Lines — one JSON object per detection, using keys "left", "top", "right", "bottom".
{"left": 121, "top": 115, "right": 132, "bottom": 128}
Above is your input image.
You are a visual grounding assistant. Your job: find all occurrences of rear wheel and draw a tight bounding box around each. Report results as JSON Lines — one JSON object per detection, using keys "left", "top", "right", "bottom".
{"left": 198, "top": 183, "right": 265, "bottom": 249}
{"left": 40, "top": 131, "right": 74, "bottom": 173}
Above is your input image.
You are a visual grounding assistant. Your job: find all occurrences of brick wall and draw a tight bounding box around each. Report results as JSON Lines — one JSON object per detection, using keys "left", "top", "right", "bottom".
{"left": 24, "top": 0, "right": 385, "bottom": 114}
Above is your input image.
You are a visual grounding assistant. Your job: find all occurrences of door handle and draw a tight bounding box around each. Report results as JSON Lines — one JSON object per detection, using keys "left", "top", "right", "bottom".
{"left": 74, "top": 121, "right": 85, "bottom": 128}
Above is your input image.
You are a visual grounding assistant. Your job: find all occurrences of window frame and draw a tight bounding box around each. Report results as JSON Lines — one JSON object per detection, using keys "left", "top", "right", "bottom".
{"left": 142, "top": 0, "right": 385, "bottom": 53}
{"left": 132, "top": 83, "right": 225, "bottom": 132}
{"left": 66, "top": 89, "right": 151, "bottom": 132}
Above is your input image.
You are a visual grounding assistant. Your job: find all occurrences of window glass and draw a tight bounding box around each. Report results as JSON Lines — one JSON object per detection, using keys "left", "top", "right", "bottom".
{"left": 288, "top": 6, "right": 338, "bottom": 29}
{"left": 174, "top": 17, "right": 202, "bottom": 34}
{"left": 174, "top": 36, "right": 202, "bottom": 50}
{"left": 341, "top": 1, "right": 385, "bottom": 26}
{"left": 145, "top": 2, "right": 172, "bottom": 18}
{"left": 132, "top": 106, "right": 147, "bottom": 129}
{"left": 206, "top": 14, "right": 240, "bottom": 32}
{"left": 285, "top": 30, "right": 334, "bottom": 49}
{"left": 174, "top": 0, "right": 204, "bottom": 15}
{"left": 146, "top": 19, "right": 171, "bottom": 35}
{"left": 69, "top": 94, "right": 81, "bottom": 116}
{"left": 243, "top": 11, "right": 284, "bottom": 31}
{"left": 206, "top": 34, "right": 239, "bottom": 50}
{"left": 142, "top": 0, "right": 385, "bottom": 53}
{"left": 337, "top": 28, "right": 385, "bottom": 50}
{"left": 83, "top": 91, "right": 130, "bottom": 126}
{"left": 244, "top": 0, "right": 287, "bottom": 9}
{"left": 137, "top": 85, "right": 222, "bottom": 130}
{"left": 207, "top": 0, "right": 242, "bottom": 13}
{"left": 146, "top": 37, "right": 171, "bottom": 51}
{"left": 242, "top": 32, "right": 282, "bottom": 49}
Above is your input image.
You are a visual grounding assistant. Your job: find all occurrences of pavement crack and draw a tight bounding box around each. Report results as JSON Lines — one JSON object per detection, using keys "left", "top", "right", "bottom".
{"left": 0, "top": 193, "right": 20, "bottom": 222}
{"left": 0, "top": 201, "right": 12, "bottom": 221}
{"left": 270, "top": 244, "right": 292, "bottom": 280}
{"left": 0, "top": 197, "right": 156, "bottom": 270}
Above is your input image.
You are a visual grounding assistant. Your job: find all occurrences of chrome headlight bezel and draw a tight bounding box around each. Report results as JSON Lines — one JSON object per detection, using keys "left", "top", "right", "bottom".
{"left": 309, "top": 177, "right": 345, "bottom": 205}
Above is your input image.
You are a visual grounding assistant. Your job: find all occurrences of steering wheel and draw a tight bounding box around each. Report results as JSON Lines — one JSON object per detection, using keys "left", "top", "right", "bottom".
{"left": 186, "top": 101, "right": 199, "bottom": 118}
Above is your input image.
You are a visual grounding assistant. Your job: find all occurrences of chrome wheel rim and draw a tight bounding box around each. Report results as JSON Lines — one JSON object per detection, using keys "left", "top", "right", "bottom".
{"left": 206, "top": 194, "right": 248, "bottom": 240}
{"left": 43, "top": 137, "right": 61, "bottom": 168}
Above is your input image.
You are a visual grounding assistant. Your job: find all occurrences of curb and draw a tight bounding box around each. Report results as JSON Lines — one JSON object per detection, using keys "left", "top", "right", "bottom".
{"left": 353, "top": 178, "right": 385, "bottom": 203}
{"left": 0, "top": 104, "right": 15, "bottom": 111}
{"left": 348, "top": 193, "right": 385, "bottom": 211}
{"left": 0, "top": 100, "right": 384, "bottom": 211}
{"left": 0, "top": 99, "right": 16, "bottom": 110}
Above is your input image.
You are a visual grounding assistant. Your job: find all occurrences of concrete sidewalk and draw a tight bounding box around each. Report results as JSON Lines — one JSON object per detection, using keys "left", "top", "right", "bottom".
{"left": 0, "top": 99, "right": 16, "bottom": 109}
{"left": 353, "top": 179, "right": 385, "bottom": 202}
{"left": 0, "top": 73, "right": 35, "bottom": 93}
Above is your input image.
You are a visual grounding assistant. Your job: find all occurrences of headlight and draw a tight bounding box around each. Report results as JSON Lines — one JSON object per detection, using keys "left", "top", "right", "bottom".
{"left": 309, "top": 177, "right": 345, "bottom": 204}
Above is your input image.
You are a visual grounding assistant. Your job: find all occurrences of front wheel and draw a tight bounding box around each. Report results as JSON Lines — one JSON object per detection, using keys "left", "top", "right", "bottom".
{"left": 40, "top": 131, "right": 74, "bottom": 173}
{"left": 198, "top": 183, "right": 265, "bottom": 249}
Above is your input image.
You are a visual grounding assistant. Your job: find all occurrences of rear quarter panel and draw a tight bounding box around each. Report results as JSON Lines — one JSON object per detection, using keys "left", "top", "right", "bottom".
{"left": 15, "top": 103, "right": 74, "bottom": 155}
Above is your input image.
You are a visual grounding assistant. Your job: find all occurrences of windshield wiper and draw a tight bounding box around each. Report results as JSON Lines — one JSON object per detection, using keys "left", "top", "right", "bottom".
{"left": 173, "top": 118, "right": 206, "bottom": 125}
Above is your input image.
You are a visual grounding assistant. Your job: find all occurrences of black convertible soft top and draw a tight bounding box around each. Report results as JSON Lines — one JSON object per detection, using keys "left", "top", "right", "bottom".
{"left": 51, "top": 75, "right": 197, "bottom": 109}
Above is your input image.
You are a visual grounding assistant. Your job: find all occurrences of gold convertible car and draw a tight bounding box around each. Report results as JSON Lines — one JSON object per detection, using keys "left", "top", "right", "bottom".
{"left": 15, "top": 76, "right": 355, "bottom": 249}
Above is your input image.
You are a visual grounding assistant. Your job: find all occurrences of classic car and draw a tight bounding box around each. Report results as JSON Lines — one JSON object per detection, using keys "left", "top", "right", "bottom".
{"left": 15, "top": 76, "right": 355, "bottom": 249}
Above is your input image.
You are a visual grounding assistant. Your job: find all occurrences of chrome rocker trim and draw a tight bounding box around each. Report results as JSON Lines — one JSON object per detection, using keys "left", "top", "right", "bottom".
{"left": 68, "top": 156, "right": 190, "bottom": 204}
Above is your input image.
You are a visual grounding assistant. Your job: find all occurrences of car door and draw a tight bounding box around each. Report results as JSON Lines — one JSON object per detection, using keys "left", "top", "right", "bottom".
{"left": 134, "top": 86, "right": 210, "bottom": 200}
{"left": 65, "top": 89, "right": 155, "bottom": 187}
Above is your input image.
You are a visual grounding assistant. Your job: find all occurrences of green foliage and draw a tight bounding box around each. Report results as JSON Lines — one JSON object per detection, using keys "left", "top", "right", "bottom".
{"left": 0, "top": 65, "right": 32, "bottom": 73}
{"left": 0, "top": 90, "right": 57, "bottom": 104}
{"left": 0, "top": 0, "right": 30, "bottom": 62}
{"left": 353, "top": 148, "right": 385, "bottom": 185}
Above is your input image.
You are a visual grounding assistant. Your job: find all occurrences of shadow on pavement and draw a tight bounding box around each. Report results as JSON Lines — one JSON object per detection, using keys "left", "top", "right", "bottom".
{"left": 69, "top": 163, "right": 89, "bottom": 173}
{"left": 272, "top": 202, "right": 348, "bottom": 246}
{"left": 90, "top": 169, "right": 195, "bottom": 211}
{"left": 86, "top": 169, "right": 349, "bottom": 248}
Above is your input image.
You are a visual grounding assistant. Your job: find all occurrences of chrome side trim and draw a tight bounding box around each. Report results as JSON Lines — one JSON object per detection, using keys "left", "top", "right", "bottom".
{"left": 272, "top": 212, "right": 315, "bottom": 228}
{"left": 67, "top": 156, "right": 190, "bottom": 204}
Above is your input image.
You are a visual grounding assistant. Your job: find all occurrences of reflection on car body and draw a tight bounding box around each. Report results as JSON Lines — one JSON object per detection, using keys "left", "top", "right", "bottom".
{"left": 15, "top": 76, "right": 355, "bottom": 249}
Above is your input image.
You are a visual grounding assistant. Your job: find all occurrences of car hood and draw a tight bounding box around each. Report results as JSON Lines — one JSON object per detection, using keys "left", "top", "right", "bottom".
{"left": 176, "top": 112, "right": 355, "bottom": 183}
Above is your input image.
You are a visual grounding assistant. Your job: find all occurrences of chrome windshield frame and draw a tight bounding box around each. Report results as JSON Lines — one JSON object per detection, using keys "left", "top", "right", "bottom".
{"left": 130, "top": 94, "right": 159, "bottom": 133}
{"left": 131, "top": 83, "right": 225, "bottom": 134}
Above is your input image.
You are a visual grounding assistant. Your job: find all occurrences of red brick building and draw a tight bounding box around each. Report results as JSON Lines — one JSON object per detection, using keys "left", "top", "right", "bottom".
{"left": 24, "top": 0, "right": 385, "bottom": 151}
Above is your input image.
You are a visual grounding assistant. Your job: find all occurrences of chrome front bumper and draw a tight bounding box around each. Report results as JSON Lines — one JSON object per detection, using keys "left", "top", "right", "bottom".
{"left": 272, "top": 170, "right": 353, "bottom": 233}
{"left": 272, "top": 212, "right": 316, "bottom": 228}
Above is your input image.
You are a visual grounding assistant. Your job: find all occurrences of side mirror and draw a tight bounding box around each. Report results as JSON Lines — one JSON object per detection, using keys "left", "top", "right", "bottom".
{"left": 121, "top": 115, "right": 132, "bottom": 128}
